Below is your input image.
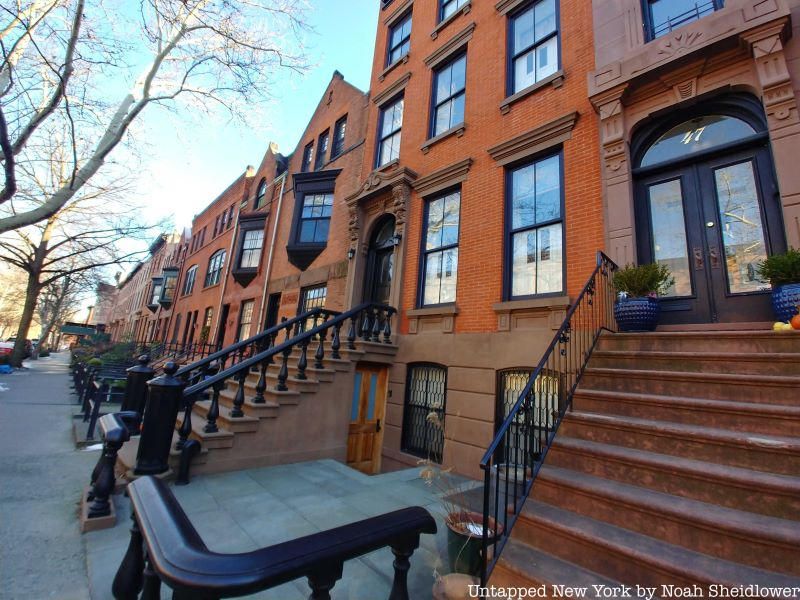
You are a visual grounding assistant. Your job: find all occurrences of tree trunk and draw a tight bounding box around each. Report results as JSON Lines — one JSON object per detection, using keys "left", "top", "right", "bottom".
{"left": 11, "top": 277, "right": 41, "bottom": 367}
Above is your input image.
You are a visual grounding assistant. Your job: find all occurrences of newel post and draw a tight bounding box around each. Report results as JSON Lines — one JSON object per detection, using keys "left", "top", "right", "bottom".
{"left": 134, "top": 362, "right": 184, "bottom": 475}
{"left": 121, "top": 354, "right": 155, "bottom": 415}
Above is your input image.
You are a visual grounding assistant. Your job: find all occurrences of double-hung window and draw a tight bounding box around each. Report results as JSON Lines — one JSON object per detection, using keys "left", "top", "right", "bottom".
{"left": 181, "top": 265, "right": 197, "bottom": 295}
{"left": 421, "top": 190, "right": 460, "bottom": 306}
{"left": 236, "top": 300, "right": 254, "bottom": 342}
{"left": 315, "top": 131, "right": 329, "bottom": 170}
{"left": 507, "top": 152, "right": 563, "bottom": 298}
{"left": 645, "top": 0, "right": 722, "bottom": 40}
{"left": 377, "top": 96, "right": 403, "bottom": 167}
{"left": 509, "top": 0, "right": 558, "bottom": 94}
{"left": 204, "top": 250, "right": 226, "bottom": 287}
{"left": 388, "top": 13, "right": 411, "bottom": 65}
{"left": 298, "top": 193, "right": 333, "bottom": 244}
{"left": 301, "top": 142, "right": 314, "bottom": 172}
{"left": 440, "top": 0, "right": 468, "bottom": 22}
{"left": 331, "top": 116, "right": 347, "bottom": 158}
{"left": 239, "top": 229, "right": 264, "bottom": 269}
{"left": 432, "top": 54, "right": 466, "bottom": 137}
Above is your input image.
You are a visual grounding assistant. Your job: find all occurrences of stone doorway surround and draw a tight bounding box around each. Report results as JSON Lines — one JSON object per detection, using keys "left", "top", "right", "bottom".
{"left": 588, "top": 0, "right": 800, "bottom": 267}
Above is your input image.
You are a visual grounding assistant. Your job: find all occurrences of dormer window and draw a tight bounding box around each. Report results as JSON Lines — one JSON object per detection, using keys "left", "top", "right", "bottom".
{"left": 254, "top": 178, "right": 268, "bottom": 209}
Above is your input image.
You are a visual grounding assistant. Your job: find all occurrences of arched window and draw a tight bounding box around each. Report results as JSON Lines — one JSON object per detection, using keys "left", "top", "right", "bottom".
{"left": 254, "top": 178, "right": 268, "bottom": 209}
{"left": 401, "top": 363, "right": 447, "bottom": 463}
{"left": 204, "top": 250, "right": 226, "bottom": 287}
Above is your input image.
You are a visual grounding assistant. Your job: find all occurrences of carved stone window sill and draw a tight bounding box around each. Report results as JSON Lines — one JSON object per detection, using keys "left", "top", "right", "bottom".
{"left": 500, "top": 70, "right": 565, "bottom": 114}
{"left": 378, "top": 54, "right": 410, "bottom": 82}
{"left": 493, "top": 295, "right": 570, "bottom": 332}
{"left": 407, "top": 304, "right": 458, "bottom": 334}
{"left": 421, "top": 124, "right": 466, "bottom": 154}
{"left": 430, "top": 1, "right": 471, "bottom": 39}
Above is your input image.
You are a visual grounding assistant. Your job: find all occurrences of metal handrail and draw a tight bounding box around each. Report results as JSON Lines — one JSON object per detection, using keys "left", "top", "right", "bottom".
{"left": 479, "top": 251, "right": 618, "bottom": 584}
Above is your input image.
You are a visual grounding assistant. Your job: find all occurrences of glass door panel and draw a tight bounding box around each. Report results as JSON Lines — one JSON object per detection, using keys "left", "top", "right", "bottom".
{"left": 712, "top": 161, "right": 770, "bottom": 295}
{"left": 648, "top": 179, "right": 692, "bottom": 297}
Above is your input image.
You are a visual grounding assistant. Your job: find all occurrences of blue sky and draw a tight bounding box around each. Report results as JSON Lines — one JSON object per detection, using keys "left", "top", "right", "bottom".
{"left": 136, "top": 1, "right": 379, "bottom": 230}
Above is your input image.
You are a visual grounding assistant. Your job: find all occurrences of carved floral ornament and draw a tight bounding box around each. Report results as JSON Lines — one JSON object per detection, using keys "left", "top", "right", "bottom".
{"left": 346, "top": 166, "right": 417, "bottom": 249}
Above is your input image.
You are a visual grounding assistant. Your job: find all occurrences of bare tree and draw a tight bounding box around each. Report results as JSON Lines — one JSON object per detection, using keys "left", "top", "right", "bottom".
{"left": 0, "top": 0, "right": 308, "bottom": 233}
{"left": 0, "top": 263, "right": 29, "bottom": 338}
{"left": 35, "top": 272, "right": 85, "bottom": 353}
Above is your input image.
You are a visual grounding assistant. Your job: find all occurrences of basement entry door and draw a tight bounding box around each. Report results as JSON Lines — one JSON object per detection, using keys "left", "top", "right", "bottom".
{"left": 347, "top": 364, "right": 388, "bottom": 475}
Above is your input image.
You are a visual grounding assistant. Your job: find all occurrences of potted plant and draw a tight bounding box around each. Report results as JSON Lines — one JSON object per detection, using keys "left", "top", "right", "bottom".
{"left": 612, "top": 263, "right": 674, "bottom": 332}
{"left": 757, "top": 248, "right": 800, "bottom": 323}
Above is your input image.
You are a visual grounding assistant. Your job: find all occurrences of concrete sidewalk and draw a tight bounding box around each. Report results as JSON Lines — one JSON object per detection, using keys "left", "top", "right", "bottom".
{"left": 0, "top": 352, "right": 95, "bottom": 600}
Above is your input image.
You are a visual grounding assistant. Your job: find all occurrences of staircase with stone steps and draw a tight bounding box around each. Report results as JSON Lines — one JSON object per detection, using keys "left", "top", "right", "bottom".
{"left": 492, "top": 330, "right": 800, "bottom": 591}
{"left": 119, "top": 339, "right": 397, "bottom": 477}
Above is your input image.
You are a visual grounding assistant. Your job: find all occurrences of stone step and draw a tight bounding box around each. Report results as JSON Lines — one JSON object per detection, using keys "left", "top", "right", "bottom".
{"left": 580, "top": 368, "right": 800, "bottom": 404}
{"left": 175, "top": 412, "right": 234, "bottom": 449}
{"left": 515, "top": 500, "right": 800, "bottom": 588}
{"left": 547, "top": 437, "right": 800, "bottom": 520}
{"left": 192, "top": 400, "right": 260, "bottom": 433}
{"left": 266, "top": 363, "right": 336, "bottom": 383}
{"left": 596, "top": 331, "right": 800, "bottom": 354}
{"left": 590, "top": 350, "right": 800, "bottom": 375}
{"left": 218, "top": 385, "right": 300, "bottom": 407}
{"left": 491, "top": 539, "right": 621, "bottom": 593}
{"left": 572, "top": 389, "right": 800, "bottom": 436}
{"left": 559, "top": 411, "right": 800, "bottom": 475}
{"left": 532, "top": 466, "right": 800, "bottom": 574}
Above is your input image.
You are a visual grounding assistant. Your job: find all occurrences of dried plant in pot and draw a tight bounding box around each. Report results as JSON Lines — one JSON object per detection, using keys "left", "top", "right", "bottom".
{"left": 757, "top": 248, "right": 800, "bottom": 323}
{"left": 612, "top": 263, "right": 674, "bottom": 332}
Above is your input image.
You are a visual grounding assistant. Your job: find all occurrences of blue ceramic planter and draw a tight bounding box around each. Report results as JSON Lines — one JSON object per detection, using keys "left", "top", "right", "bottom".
{"left": 614, "top": 297, "right": 660, "bottom": 332}
{"left": 771, "top": 283, "right": 800, "bottom": 323}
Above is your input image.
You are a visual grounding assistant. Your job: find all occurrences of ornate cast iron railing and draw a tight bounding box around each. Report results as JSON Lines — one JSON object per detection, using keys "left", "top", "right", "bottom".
{"left": 479, "top": 252, "right": 618, "bottom": 584}
{"left": 112, "top": 476, "right": 436, "bottom": 599}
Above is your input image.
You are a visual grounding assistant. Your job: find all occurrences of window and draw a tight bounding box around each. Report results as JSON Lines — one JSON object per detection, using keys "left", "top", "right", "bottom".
{"left": 507, "top": 153, "right": 563, "bottom": 298}
{"left": 401, "top": 364, "right": 447, "bottom": 463}
{"left": 421, "top": 190, "right": 460, "bottom": 306}
{"left": 203, "top": 307, "right": 214, "bottom": 329}
{"left": 213, "top": 215, "right": 220, "bottom": 237}
{"left": 239, "top": 229, "right": 264, "bottom": 269}
{"left": 377, "top": 96, "right": 403, "bottom": 167}
{"left": 149, "top": 278, "right": 163, "bottom": 307}
{"left": 645, "top": 0, "right": 722, "bottom": 40}
{"left": 227, "top": 204, "right": 235, "bottom": 228}
{"left": 161, "top": 268, "right": 178, "bottom": 306}
{"left": 388, "top": 12, "right": 412, "bottom": 65}
{"left": 302, "top": 142, "right": 314, "bottom": 173}
{"left": 254, "top": 178, "right": 268, "bottom": 209}
{"left": 315, "top": 130, "right": 329, "bottom": 170}
{"left": 432, "top": 54, "right": 466, "bottom": 137}
{"left": 204, "top": 250, "right": 226, "bottom": 287}
{"left": 297, "top": 193, "right": 333, "bottom": 244}
{"left": 440, "top": 0, "right": 468, "bottom": 21}
{"left": 298, "top": 285, "right": 327, "bottom": 332}
{"left": 509, "top": 0, "right": 558, "bottom": 94}
{"left": 236, "top": 300, "right": 254, "bottom": 342}
{"left": 181, "top": 265, "right": 198, "bottom": 296}
{"left": 331, "top": 116, "right": 347, "bottom": 158}
{"left": 219, "top": 210, "right": 227, "bottom": 233}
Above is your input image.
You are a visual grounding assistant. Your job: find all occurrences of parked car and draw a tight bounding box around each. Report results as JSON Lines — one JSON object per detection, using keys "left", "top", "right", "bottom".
{"left": 3, "top": 338, "right": 32, "bottom": 358}
{"left": 0, "top": 341, "right": 14, "bottom": 357}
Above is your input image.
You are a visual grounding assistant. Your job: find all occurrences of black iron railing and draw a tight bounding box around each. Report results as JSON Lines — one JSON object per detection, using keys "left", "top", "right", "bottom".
{"left": 479, "top": 252, "right": 618, "bottom": 584}
{"left": 112, "top": 476, "right": 436, "bottom": 599}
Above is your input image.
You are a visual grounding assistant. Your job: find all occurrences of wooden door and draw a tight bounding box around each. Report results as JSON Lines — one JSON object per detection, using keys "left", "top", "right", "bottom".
{"left": 347, "top": 364, "right": 388, "bottom": 474}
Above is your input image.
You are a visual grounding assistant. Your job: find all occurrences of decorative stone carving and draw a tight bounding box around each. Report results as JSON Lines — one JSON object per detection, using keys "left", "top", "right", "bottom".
{"left": 657, "top": 30, "right": 704, "bottom": 58}
{"left": 591, "top": 85, "right": 629, "bottom": 176}
{"left": 391, "top": 184, "right": 410, "bottom": 236}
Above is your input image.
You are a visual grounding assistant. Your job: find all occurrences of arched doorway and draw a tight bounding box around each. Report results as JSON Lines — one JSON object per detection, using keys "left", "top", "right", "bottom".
{"left": 363, "top": 216, "right": 396, "bottom": 305}
{"left": 632, "top": 94, "right": 786, "bottom": 324}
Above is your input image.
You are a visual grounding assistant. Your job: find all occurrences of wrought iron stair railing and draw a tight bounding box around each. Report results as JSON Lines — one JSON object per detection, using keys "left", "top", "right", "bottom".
{"left": 479, "top": 251, "right": 618, "bottom": 584}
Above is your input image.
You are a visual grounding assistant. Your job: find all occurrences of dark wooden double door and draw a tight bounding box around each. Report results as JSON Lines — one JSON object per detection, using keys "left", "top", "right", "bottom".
{"left": 636, "top": 146, "right": 784, "bottom": 324}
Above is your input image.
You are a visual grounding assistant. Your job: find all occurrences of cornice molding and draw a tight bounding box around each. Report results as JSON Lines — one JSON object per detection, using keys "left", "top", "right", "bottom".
{"left": 371, "top": 72, "right": 412, "bottom": 106}
{"left": 423, "top": 22, "right": 476, "bottom": 69}
{"left": 487, "top": 111, "right": 580, "bottom": 165}
{"left": 495, "top": 0, "right": 527, "bottom": 16}
{"left": 412, "top": 158, "right": 473, "bottom": 197}
{"left": 383, "top": 0, "right": 412, "bottom": 26}
{"left": 347, "top": 165, "right": 419, "bottom": 205}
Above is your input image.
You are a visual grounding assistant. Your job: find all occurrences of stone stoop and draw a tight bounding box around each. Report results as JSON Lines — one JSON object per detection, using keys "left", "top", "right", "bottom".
{"left": 492, "top": 330, "right": 800, "bottom": 591}
{"left": 118, "top": 340, "right": 399, "bottom": 479}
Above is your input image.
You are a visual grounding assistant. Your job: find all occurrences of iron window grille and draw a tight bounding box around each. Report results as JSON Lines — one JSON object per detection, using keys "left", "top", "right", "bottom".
{"left": 254, "top": 179, "right": 268, "bottom": 209}
{"left": 239, "top": 229, "right": 264, "bottom": 269}
{"left": 315, "top": 130, "right": 330, "bottom": 171}
{"left": 440, "top": 0, "right": 468, "bottom": 22}
{"left": 387, "top": 12, "right": 412, "bottom": 65}
{"left": 432, "top": 54, "right": 466, "bottom": 137}
{"left": 302, "top": 142, "right": 314, "bottom": 173}
{"left": 331, "top": 116, "right": 347, "bottom": 158}
{"left": 644, "top": 0, "right": 722, "bottom": 40}
{"left": 420, "top": 190, "right": 460, "bottom": 306}
{"left": 297, "top": 193, "right": 333, "bottom": 244}
{"left": 401, "top": 364, "right": 447, "bottom": 464}
{"left": 509, "top": 0, "right": 559, "bottom": 95}
{"left": 236, "top": 300, "right": 255, "bottom": 342}
{"left": 377, "top": 96, "right": 404, "bottom": 167}
{"left": 204, "top": 250, "right": 226, "bottom": 287}
{"left": 181, "top": 265, "right": 197, "bottom": 296}
{"left": 297, "top": 285, "right": 327, "bottom": 332}
{"left": 506, "top": 152, "right": 564, "bottom": 298}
